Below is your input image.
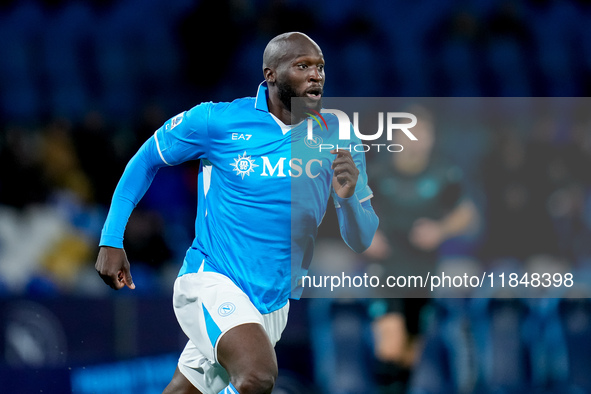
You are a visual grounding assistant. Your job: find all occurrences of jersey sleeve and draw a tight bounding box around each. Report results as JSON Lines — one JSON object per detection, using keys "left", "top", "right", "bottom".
{"left": 99, "top": 136, "right": 166, "bottom": 248}
{"left": 351, "top": 145, "right": 373, "bottom": 203}
{"left": 100, "top": 102, "right": 213, "bottom": 248}
{"left": 330, "top": 128, "right": 379, "bottom": 252}
{"left": 153, "top": 102, "right": 212, "bottom": 165}
{"left": 332, "top": 128, "right": 373, "bottom": 207}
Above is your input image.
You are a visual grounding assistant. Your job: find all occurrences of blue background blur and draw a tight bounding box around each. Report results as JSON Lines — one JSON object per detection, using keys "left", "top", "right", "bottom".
{"left": 1, "top": 0, "right": 591, "bottom": 393}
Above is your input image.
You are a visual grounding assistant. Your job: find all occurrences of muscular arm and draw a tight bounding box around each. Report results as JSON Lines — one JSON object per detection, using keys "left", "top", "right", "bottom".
{"left": 96, "top": 136, "right": 168, "bottom": 289}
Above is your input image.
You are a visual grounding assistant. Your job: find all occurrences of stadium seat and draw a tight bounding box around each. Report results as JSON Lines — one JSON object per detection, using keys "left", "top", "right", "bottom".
{"left": 542, "top": 294, "right": 591, "bottom": 393}
{"left": 408, "top": 298, "right": 477, "bottom": 394}
{"left": 470, "top": 297, "right": 535, "bottom": 393}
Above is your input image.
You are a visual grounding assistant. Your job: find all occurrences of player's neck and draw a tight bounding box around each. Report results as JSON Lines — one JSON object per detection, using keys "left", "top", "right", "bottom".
{"left": 267, "top": 95, "right": 292, "bottom": 125}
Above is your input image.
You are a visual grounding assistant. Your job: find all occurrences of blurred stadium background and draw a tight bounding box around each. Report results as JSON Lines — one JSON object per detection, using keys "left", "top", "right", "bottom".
{"left": 1, "top": 0, "right": 591, "bottom": 393}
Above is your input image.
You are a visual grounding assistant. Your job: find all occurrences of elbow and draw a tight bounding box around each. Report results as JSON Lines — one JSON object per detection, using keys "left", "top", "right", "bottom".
{"left": 348, "top": 216, "right": 379, "bottom": 254}
{"left": 351, "top": 240, "right": 371, "bottom": 254}
{"left": 360, "top": 218, "right": 380, "bottom": 253}
{"left": 350, "top": 236, "right": 373, "bottom": 254}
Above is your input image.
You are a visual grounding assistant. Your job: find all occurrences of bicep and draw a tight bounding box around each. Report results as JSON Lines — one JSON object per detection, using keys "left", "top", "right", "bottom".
{"left": 154, "top": 103, "right": 212, "bottom": 165}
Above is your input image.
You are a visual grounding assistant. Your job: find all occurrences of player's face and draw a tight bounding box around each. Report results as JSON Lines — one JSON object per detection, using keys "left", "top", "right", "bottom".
{"left": 275, "top": 40, "right": 325, "bottom": 112}
{"left": 393, "top": 117, "right": 435, "bottom": 160}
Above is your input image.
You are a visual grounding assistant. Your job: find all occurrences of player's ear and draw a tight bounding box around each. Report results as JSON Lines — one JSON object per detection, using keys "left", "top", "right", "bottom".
{"left": 264, "top": 67, "right": 276, "bottom": 84}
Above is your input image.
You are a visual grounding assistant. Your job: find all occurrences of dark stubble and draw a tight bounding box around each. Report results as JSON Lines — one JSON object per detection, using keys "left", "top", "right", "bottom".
{"left": 277, "top": 79, "right": 322, "bottom": 124}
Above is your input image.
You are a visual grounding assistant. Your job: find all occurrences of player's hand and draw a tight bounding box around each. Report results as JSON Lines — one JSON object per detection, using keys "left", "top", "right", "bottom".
{"left": 409, "top": 218, "right": 444, "bottom": 251}
{"left": 331, "top": 149, "right": 359, "bottom": 199}
{"left": 95, "top": 246, "right": 135, "bottom": 290}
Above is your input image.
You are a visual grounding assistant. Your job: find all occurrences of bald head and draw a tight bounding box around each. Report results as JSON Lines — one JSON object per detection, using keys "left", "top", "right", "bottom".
{"left": 263, "top": 32, "right": 321, "bottom": 71}
{"left": 262, "top": 32, "right": 325, "bottom": 124}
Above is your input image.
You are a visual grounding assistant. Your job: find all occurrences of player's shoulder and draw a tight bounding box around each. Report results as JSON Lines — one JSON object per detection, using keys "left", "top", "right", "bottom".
{"left": 198, "top": 96, "right": 256, "bottom": 115}
{"left": 183, "top": 96, "right": 256, "bottom": 126}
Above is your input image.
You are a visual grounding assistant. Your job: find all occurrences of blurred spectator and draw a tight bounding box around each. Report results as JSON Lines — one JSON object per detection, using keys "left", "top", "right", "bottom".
{"left": 0, "top": 119, "right": 96, "bottom": 294}
{"left": 40, "top": 118, "right": 93, "bottom": 204}
{"left": 364, "top": 106, "right": 479, "bottom": 393}
{"left": 36, "top": 118, "right": 96, "bottom": 291}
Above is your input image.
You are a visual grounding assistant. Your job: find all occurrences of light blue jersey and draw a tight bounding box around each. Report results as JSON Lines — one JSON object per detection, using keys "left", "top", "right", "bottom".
{"left": 101, "top": 82, "right": 377, "bottom": 314}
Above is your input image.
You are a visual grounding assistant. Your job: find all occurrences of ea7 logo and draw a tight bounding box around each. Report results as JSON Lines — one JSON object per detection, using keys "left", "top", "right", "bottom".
{"left": 232, "top": 133, "right": 252, "bottom": 140}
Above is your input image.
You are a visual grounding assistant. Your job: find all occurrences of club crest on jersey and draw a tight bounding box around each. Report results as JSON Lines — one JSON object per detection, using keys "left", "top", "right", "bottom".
{"left": 230, "top": 151, "right": 259, "bottom": 179}
{"left": 304, "top": 134, "right": 323, "bottom": 149}
{"left": 218, "top": 302, "right": 236, "bottom": 317}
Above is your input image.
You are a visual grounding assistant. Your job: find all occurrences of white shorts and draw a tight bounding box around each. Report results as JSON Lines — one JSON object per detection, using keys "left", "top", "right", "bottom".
{"left": 173, "top": 271, "right": 289, "bottom": 394}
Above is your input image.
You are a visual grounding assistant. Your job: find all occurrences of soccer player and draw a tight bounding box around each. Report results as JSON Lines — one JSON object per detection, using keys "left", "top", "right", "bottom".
{"left": 95, "top": 32, "right": 379, "bottom": 394}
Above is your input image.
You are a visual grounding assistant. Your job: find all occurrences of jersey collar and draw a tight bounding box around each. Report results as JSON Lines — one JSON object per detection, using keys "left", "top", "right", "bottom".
{"left": 255, "top": 81, "right": 291, "bottom": 135}
{"left": 254, "top": 81, "right": 270, "bottom": 112}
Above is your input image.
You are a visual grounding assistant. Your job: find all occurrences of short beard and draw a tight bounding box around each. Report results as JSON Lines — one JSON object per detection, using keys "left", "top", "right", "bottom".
{"left": 277, "top": 79, "right": 298, "bottom": 112}
{"left": 276, "top": 80, "right": 322, "bottom": 124}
